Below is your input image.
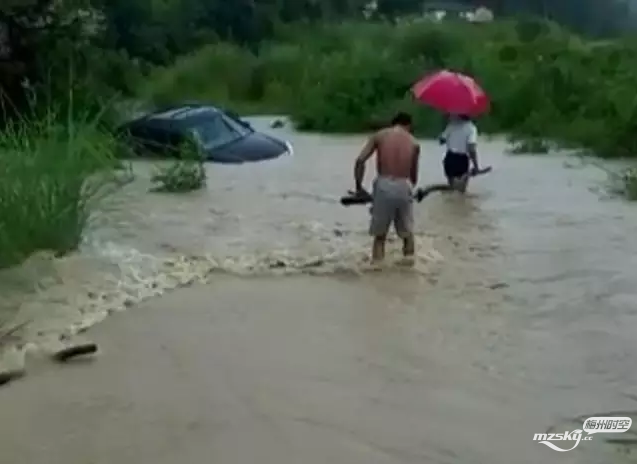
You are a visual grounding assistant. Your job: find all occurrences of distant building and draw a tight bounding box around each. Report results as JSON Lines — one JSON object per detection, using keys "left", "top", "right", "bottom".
{"left": 469, "top": 6, "right": 494, "bottom": 23}
{"left": 361, "top": 1, "right": 493, "bottom": 22}
{"left": 362, "top": 0, "right": 378, "bottom": 18}
{"left": 421, "top": 2, "right": 494, "bottom": 23}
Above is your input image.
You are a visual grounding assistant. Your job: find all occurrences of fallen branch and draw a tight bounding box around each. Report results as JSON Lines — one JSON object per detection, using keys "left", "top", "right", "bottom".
{"left": 0, "top": 319, "right": 29, "bottom": 345}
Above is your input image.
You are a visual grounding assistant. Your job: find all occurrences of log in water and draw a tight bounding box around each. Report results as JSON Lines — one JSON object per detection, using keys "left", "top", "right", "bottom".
{"left": 340, "top": 166, "right": 492, "bottom": 205}
{"left": 52, "top": 343, "right": 98, "bottom": 362}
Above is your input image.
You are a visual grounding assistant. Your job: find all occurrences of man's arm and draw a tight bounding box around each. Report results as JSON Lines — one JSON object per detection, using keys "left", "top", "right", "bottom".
{"left": 354, "top": 134, "right": 376, "bottom": 191}
{"left": 410, "top": 144, "right": 420, "bottom": 186}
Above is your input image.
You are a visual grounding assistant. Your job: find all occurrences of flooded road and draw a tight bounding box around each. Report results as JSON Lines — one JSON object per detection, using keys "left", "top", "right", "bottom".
{"left": 1, "top": 117, "right": 637, "bottom": 462}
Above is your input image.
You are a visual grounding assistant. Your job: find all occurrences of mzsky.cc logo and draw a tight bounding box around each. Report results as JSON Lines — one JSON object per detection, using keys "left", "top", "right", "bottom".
{"left": 533, "top": 416, "right": 633, "bottom": 452}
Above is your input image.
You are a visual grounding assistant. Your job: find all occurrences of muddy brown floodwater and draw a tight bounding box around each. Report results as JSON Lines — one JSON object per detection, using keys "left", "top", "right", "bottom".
{"left": 1, "top": 117, "right": 637, "bottom": 463}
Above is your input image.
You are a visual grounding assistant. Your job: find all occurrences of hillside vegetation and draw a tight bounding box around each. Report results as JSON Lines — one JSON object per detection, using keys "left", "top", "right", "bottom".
{"left": 146, "top": 19, "right": 637, "bottom": 159}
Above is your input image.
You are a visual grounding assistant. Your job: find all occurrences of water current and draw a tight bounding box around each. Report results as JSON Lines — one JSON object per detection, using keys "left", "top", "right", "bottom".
{"left": 1, "top": 116, "right": 636, "bottom": 462}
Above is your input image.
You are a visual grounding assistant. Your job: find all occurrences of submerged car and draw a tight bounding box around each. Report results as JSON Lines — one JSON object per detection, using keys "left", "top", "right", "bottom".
{"left": 118, "top": 104, "right": 292, "bottom": 163}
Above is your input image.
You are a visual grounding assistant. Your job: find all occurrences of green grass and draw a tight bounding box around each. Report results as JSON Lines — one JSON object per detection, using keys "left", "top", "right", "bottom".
{"left": 0, "top": 105, "right": 126, "bottom": 269}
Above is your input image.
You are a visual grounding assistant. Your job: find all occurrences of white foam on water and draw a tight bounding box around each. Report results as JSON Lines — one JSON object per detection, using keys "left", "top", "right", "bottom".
{"left": 1, "top": 234, "right": 444, "bottom": 352}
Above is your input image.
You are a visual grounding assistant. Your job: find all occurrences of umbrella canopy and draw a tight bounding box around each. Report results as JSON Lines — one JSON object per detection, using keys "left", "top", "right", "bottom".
{"left": 412, "top": 70, "right": 489, "bottom": 116}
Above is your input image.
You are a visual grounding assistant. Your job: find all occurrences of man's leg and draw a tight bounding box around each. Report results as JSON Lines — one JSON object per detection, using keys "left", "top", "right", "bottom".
{"left": 444, "top": 163, "right": 463, "bottom": 192}
{"left": 455, "top": 154, "right": 471, "bottom": 193}
{"left": 443, "top": 153, "right": 455, "bottom": 188}
{"left": 372, "top": 235, "right": 387, "bottom": 262}
{"left": 444, "top": 153, "right": 470, "bottom": 193}
{"left": 402, "top": 234, "right": 415, "bottom": 257}
{"left": 369, "top": 185, "right": 392, "bottom": 263}
{"left": 455, "top": 174, "right": 470, "bottom": 193}
{"left": 449, "top": 174, "right": 469, "bottom": 193}
{"left": 395, "top": 193, "right": 415, "bottom": 258}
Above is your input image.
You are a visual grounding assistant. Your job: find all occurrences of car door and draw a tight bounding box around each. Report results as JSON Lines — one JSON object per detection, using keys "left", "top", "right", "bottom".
{"left": 128, "top": 124, "right": 176, "bottom": 157}
{"left": 126, "top": 124, "right": 159, "bottom": 156}
{"left": 142, "top": 126, "right": 172, "bottom": 155}
{"left": 164, "top": 130, "right": 189, "bottom": 158}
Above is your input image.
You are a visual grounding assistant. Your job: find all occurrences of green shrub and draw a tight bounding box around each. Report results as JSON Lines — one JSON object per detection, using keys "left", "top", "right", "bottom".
{"left": 151, "top": 161, "right": 206, "bottom": 192}
{"left": 150, "top": 142, "right": 206, "bottom": 193}
{"left": 0, "top": 106, "right": 124, "bottom": 269}
{"left": 142, "top": 43, "right": 256, "bottom": 109}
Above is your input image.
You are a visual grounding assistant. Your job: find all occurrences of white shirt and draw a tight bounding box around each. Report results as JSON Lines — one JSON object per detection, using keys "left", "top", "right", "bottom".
{"left": 441, "top": 120, "right": 477, "bottom": 154}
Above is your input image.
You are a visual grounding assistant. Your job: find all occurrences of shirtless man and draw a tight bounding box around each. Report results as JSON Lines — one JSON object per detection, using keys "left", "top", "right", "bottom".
{"left": 353, "top": 112, "right": 420, "bottom": 263}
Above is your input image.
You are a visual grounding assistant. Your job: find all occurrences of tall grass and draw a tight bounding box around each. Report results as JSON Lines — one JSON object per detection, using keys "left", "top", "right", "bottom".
{"left": 0, "top": 104, "right": 125, "bottom": 269}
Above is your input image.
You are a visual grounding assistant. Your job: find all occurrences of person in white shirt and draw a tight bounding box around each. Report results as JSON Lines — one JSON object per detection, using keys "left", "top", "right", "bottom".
{"left": 438, "top": 114, "right": 480, "bottom": 193}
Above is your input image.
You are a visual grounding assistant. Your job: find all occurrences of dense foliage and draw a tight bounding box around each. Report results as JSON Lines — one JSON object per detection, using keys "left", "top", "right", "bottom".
{"left": 1, "top": 0, "right": 635, "bottom": 123}
{"left": 147, "top": 19, "right": 637, "bottom": 158}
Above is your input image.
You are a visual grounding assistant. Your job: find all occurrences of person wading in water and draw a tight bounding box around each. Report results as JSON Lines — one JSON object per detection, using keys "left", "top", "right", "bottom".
{"left": 353, "top": 112, "right": 420, "bottom": 263}
{"left": 439, "top": 114, "right": 480, "bottom": 193}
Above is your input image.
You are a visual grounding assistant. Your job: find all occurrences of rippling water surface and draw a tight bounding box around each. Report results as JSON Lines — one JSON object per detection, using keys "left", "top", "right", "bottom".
{"left": 1, "top": 117, "right": 636, "bottom": 462}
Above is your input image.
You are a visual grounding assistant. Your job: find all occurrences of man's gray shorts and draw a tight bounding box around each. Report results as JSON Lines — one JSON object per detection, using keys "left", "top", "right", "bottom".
{"left": 369, "top": 176, "right": 414, "bottom": 238}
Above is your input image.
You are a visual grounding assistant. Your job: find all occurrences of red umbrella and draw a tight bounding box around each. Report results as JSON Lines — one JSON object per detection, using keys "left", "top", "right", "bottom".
{"left": 412, "top": 70, "right": 489, "bottom": 116}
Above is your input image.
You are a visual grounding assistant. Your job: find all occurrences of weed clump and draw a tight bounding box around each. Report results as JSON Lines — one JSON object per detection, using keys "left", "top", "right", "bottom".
{"left": 150, "top": 142, "right": 206, "bottom": 193}
{"left": 0, "top": 107, "right": 124, "bottom": 269}
{"left": 607, "top": 166, "right": 637, "bottom": 200}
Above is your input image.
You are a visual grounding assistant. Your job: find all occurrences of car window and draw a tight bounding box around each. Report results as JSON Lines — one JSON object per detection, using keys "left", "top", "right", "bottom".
{"left": 189, "top": 114, "right": 251, "bottom": 149}
{"left": 222, "top": 111, "right": 254, "bottom": 134}
{"left": 127, "top": 125, "right": 162, "bottom": 152}
{"left": 126, "top": 124, "right": 148, "bottom": 141}
{"left": 148, "top": 127, "right": 175, "bottom": 152}
{"left": 127, "top": 123, "right": 182, "bottom": 154}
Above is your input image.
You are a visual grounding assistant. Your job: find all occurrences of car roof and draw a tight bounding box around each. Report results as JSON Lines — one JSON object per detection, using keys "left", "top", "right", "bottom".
{"left": 127, "top": 104, "right": 223, "bottom": 132}
{"left": 149, "top": 104, "right": 220, "bottom": 123}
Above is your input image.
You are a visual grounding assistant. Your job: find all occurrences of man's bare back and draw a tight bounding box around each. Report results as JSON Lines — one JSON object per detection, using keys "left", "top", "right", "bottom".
{"left": 374, "top": 126, "right": 419, "bottom": 182}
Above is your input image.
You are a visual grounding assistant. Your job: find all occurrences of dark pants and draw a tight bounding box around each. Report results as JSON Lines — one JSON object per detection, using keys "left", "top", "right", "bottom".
{"left": 443, "top": 151, "right": 470, "bottom": 179}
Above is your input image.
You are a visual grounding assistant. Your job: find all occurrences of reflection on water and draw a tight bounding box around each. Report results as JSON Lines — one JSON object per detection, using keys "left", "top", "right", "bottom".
{"left": 1, "top": 117, "right": 637, "bottom": 461}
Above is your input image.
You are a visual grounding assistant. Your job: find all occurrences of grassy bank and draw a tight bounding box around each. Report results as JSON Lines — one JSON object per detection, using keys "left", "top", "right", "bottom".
{"left": 144, "top": 18, "right": 637, "bottom": 159}
{"left": 0, "top": 107, "right": 125, "bottom": 269}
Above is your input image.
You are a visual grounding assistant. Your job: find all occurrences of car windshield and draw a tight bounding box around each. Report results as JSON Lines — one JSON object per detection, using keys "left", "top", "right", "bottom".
{"left": 188, "top": 113, "right": 252, "bottom": 149}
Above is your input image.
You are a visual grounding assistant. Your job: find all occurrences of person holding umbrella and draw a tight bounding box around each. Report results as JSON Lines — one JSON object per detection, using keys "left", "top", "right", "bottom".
{"left": 412, "top": 70, "right": 490, "bottom": 194}
{"left": 438, "top": 113, "right": 480, "bottom": 193}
